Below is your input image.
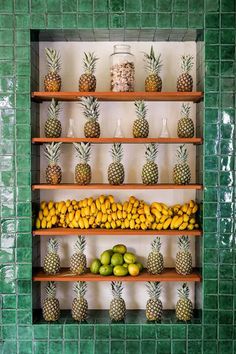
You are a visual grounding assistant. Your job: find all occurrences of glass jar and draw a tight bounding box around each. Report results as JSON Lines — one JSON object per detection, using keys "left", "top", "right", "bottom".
{"left": 110, "top": 44, "right": 135, "bottom": 92}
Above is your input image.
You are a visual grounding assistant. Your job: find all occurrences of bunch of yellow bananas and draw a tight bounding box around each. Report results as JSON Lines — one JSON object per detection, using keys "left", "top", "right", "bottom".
{"left": 35, "top": 195, "right": 199, "bottom": 231}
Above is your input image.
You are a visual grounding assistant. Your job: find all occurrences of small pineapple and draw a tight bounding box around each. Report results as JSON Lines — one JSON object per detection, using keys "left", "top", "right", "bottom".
{"left": 109, "top": 281, "right": 126, "bottom": 321}
{"left": 142, "top": 143, "right": 158, "bottom": 185}
{"left": 108, "top": 143, "right": 125, "bottom": 185}
{"left": 176, "top": 236, "right": 192, "bottom": 275}
{"left": 177, "top": 55, "right": 194, "bottom": 92}
{"left": 43, "top": 238, "right": 60, "bottom": 274}
{"left": 44, "top": 142, "right": 62, "bottom": 185}
{"left": 74, "top": 142, "right": 92, "bottom": 185}
{"left": 133, "top": 100, "right": 149, "bottom": 138}
{"left": 146, "top": 282, "right": 163, "bottom": 321}
{"left": 173, "top": 145, "right": 191, "bottom": 185}
{"left": 43, "top": 281, "right": 60, "bottom": 322}
{"left": 147, "top": 237, "right": 164, "bottom": 274}
{"left": 177, "top": 103, "right": 194, "bottom": 138}
{"left": 144, "top": 46, "right": 163, "bottom": 92}
{"left": 79, "top": 52, "right": 98, "bottom": 92}
{"left": 44, "top": 99, "right": 62, "bottom": 138}
{"left": 176, "top": 283, "right": 193, "bottom": 321}
{"left": 80, "top": 96, "right": 100, "bottom": 138}
{"left": 70, "top": 236, "right": 87, "bottom": 275}
{"left": 72, "top": 281, "right": 88, "bottom": 321}
{"left": 44, "top": 48, "right": 61, "bottom": 92}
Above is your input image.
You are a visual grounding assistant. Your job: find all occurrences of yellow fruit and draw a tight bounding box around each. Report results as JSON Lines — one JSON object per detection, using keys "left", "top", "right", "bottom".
{"left": 66, "top": 200, "right": 71, "bottom": 207}
{"left": 91, "top": 202, "right": 96, "bottom": 214}
{"left": 189, "top": 218, "right": 196, "bottom": 224}
{"left": 46, "top": 214, "right": 51, "bottom": 222}
{"left": 36, "top": 218, "right": 41, "bottom": 229}
{"left": 111, "top": 221, "right": 116, "bottom": 229}
{"left": 181, "top": 203, "right": 188, "bottom": 213}
{"left": 144, "top": 205, "right": 150, "bottom": 215}
{"left": 127, "top": 203, "right": 132, "bottom": 214}
{"left": 170, "top": 215, "right": 179, "bottom": 229}
{"left": 49, "top": 208, "right": 56, "bottom": 216}
{"left": 89, "top": 216, "right": 95, "bottom": 225}
{"left": 179, "top": 222, "right": 188, "bottom": 230}
{"left": 135, "top": 224, "right": 140, "bottom": 230}
{"left": 96, "top": 211, "right": 102, "bottom": 223}
{"left": 111, "top": 213, "right": 117, "bottom": 221}
{"left": 132, "top": 214, "right": 138, "bottom": 220}
{"left": 99, "top": 195, "right": 105, "bottom": 204}
{"left": 117, "top": 203, "right": 122, "bottom": 210}
{"left": 51, "top": 215, "right": 57, "bottom": 225}
{"left": 75, "top": 210, "right": 81, "bottom": 221}
{"left": 194, "top": 223, "right": 199, "bottom": 229}
{"left": 140, "top": 215, "right": 146, "bottom": 223}
{"left": 168, "top": 209, "right": 173, "bottom": 216}
{"left": 116, "top": 220, "right": 121, "bottom": 227}
{"left": 177, "top": 210, "right": 183, "bottom": 216}
{"left": 84, "top": 207, "right": 90, "bottom": 216}
{"left": 117, "top": 210, "right": 122, "bottom": 219}
{"left": 47, "top": 221, "right": 52, "bottom": 228}
{"left": 121, "top": 222, "right": 125, "bottom": 229}
{"left": 123, "top": 201, "right": 128, "bottom": 211}
{"left": 141, "top": 223, "right": 147, "bottom": 230}
{"left": 122, "top": 211, "right": 127, "bottom": 219}
{"left": 138, "top": 208, "right": 144, "bottom": 214}
{"left": 162, "top": 208, "right": 168, "bottom": 216}
{"left": 61, "top": 205, "right": 67, "bottom": 214}
{"left": 48, "top": 201, "right": 54, "bottom": 210}
{"left": 108, "top": 195, "right": 114, "bottom": 204}
{"left": 108, "top": 215, "right": 112, "bottom": 223}
{"left": 173, "top": 207, "right": 180, "bottom": 214}
{"left": 135, "top": 218, "right": 141, "bottom": 224}
{"left": 69, "top": 222, "right": 74, "bottom": 228}
{"left": 145, "top": 221, "right": 151, "bottom": 228}
{"left": 187, "top": 224, "right": 194, "bottom": 230}
{"left": 147, "top": 215, "right": 154, "bottom": 223}
{"left": 192, "top": 205, "right": 198, "bottom": 214}
{"left": 151, "top": 208, "right": 162, "bottom": 219}
{"left": 78, "top": 200, "right": 83, "bottom": 208}
{"left": 68, "top": 205, "right": 73, "bottom": 212}
{"left": 105, "top": 199, "right": 110, "bottom": 209}
{"left": 189, "top": 200, "right": 195, "bottom": 208}
{"left": 69, "top": 212, "right": 75, "bottom": 222}
{"left": 66, "top": 216, "right": 70, "bottom": 225}
{"left": 105, "top": 221, "right": 111, "bottom": 229}
{"left": 173, "top": 203, "right": 181, "bottom": 209}
{"left": 156, "top": 223, "right": 163, "bottom": 230}
{"left": 186, "top": 207, "right": 192, "bottom": 215}
{"left": 183, "top": 214, "right": 189, "bottom": 222}
{"left": 96, "top": 199, "right": 101, "bottom": 210}
{"left": 41, "top": 218, "right": 47, "bottom": 229}
{"left": 160, "top": 215, "right": 168, "bottom": 223}
{"left": 111, "top": 203, "right": 117, "bottom": 212}
{"left": 133, "top": 200, "right": 139, "bottom": 208}
{"left": 101, "top": 204, "right": 106, "bottom": 214}
{"left": 38, "top": 211, "right": 43, "bottom": 221}
{"left": 87, "top": 197, "right": 93, "bottom": 206}
{"left": 127, "top": 214, "right": 131, "bottom": 221}
{"left": 129, "top": 196, "right": 136, "bottom": 204}
{"left": 83, "top": 218, "right": 89, "bottom": 229}
{"left": 78, "top": 219, "right": 85, "bottom": 229}
{"left": 151, "top": 202, "right": 162, "bottom": 212}
{"left": 163, "top": 217, "right": 172, "bottom": 230}
{"left": 130, "top": 219, "right": 135, "bottom": 229}
{"left": 101, "top": 214, "right": 107, "bottom": 223}
{"left": 43, "top": 207, "right": 49, "bottom": 217}
{"left": 81, "top": 208, "right": 85, "bottom": 218}
{"left": 57, "top": 202, "right": 64, "bottom": 212}
{"left": 174, "top": 217, "right": 183, "bottom": 228}
{"left": 152, "top": 223, "right": 157, "bottom": 230}
{"left": 40, "top": 201, "right": 46, "bottom": 209}
{"left": 124, "top": 219, "right": 130, "bottom": 228}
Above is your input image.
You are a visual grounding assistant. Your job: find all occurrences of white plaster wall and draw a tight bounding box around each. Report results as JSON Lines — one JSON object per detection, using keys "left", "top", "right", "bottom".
{"left": 39, "top": 42, "right": 197, "bottom": 309}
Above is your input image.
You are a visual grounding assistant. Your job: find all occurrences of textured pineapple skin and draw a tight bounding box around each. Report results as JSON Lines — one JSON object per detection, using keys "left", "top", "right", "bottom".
{"left": 176, "top": 251, "right": 192, "bottom": 275}
{"left": 43, "top": 253, "right": 60, "bottom": 274}
{"left": 133, "top": 118, "right": 149, "bottom": 138}
{"left": 79, "top": 74, "right": 96, "bottom": 92}
{"left": 145, "top": 74, "right": 162, "bottom": 92}
{"left": 75, "top": 163, "right": 91, "bottom": 185}
{"left": 109, "top": 298, "right": 126, "bottom": 321}
{"left": 146, "top": 299, "right": 163, "bottom": 321}
{"left": 70, "top": 253, "right": 87, "bottom": 275}
{"left": 177, "top": 73, "right": 193, "bottom": 92}
{"left": 176, "top": 298, "right": 193, "bottom": 321}
{"left": 44, "top": 72, "right": 61, "bottom": 92}
{"left": 173, "top": 164, "right": 191, "bottom": 185}
{"left": 84, "top": 121, "right": 100, "bottom": 138}
{"left": 147, "top": 252, "right": 164, "bottom": 274}
{"left": 142, "top": 162, "right": 159, "bottom": 185}
{"left": 45, "top": 118, "right": 62, "bottom": 138}
{"left": 43, "top": 298, "right": 60, "bottom": 321}
{"left": 177, "top": 118, "right": 194, "bottom": 138}
{"left": 72, "top": 298, "right": 88, "bottom": 321}
{"left": 46, "top": 165, "right": 62, "bottom": 185}
{"left": 108, "top": 163, "right": 125, "bottom": 185}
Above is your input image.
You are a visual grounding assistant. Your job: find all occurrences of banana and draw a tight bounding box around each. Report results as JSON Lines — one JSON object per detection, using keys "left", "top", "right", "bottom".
{"left": 189, "top": 200, "right": 195, "bottom": 208}
{"left": 116, "top": 220, "right": 121, "bottom": 227}
{"left": 194, "top": 223, "right": 199, "bottom": 229}
{"left": 179, "top": 222, "right": 188, "bottom": 230}
{"left": 174, "top": 216, "right": 183, "bottom": 228}
{"left": 133, "top": 200, "right": 139, "bottom": 208}
{"left": 72, "top": 219, "right": 78, "bottom": 228}
{"left": 102, "top": 214, "right": 108, "bottom": 223}
{"left": 105, "top": 221, "right": 111, "bottom": 229}
{"left": 68, "top": 205, "right": 73, "bottom": 212}
{"left": 41, "top": 218, "right": 47, "bottom": 229}
{"left": 112, "top": 212, "right": 117, "bottom": 221}
{"left": 183, "top": 214, "right": 189, "bottom": 223}
{"left": 127, "top": 203, "right": 132, "bottom": 214}
{"left": 186, "top": 207, "right": 192, "bottom": 216}
{"left": 95, "top": 199, "right": 101, "bottom": 210}
{"left": 189, "top": 217, "right": 196, "bottom": 224}
{"left": 57, "top": 202, "right": 64, "bottom": 212}
{"left": 111, "top": 203, "right": 117, "bottom": 212}
{"left": 66, "top": 200, "right": 71, "bottom": 207}
{"left": 181, "top": 203, "right": 188, "bottom": 213}
{"left": 43, "top": 207, "right": 49, "bottom": 217}
{"left": 168, "top": 209, "right": 173, "bottom": 216}
{"left": 151, "top": 202, "right": 162, "bottom": 212}
{"left": 49, "top": 208, "right": 56, "bottom": 216}
{"left": 187, "top": 224, "right": 194, "bottom": 230}
{"left": 130, "top": 219, "right": 135, "bottom": 229}
{"left": 140, "top": 215, "right": 146, "bottom": 223}
{"left": 117, "top": 203, "right": 122, "bottom": 210}
{"left": 89, "top": 216, "right": 95, "bottom": 225}
{"left": 75, "top": 210, "right": 81, "bottom": 221}
{"left": 83, "top": 218, "right": 89, "bottom": 229}
{"left": 161, "top": 203, "right": 168, "bottom": 210}
{"left": 96, "top": 211, "right": 102, "bottom": 224}
{"left": 91, "top": 202, "right": 97, "bottom": 214}
{"left": 156, "top": 223, "right": 163, "bottom": 230}
{"left": 131, "top": 207, "right": 137, "bottom": 215}
{"left": 144, "top": 205, "right": 150, "bottom": 215}
{"left": 132, "top": 214, "right": 138, "bottom": 220}
{"left": 38, "top": 210, "right": 43, "bottom": 221}
{"left": 122, "top": 211, "right": 127, "bottom": 219}
{"left": 123, "top": 202, "right": 128, "bottom": 211}
{"left": 147, "top": 215, "right": 154, "bottom": 223}
{"left": 138, "top": 208, "right": 144, "bottom": 215}
{"left": 151, "top": 208, "right": 162, "bottom": 219}
{"left": 80, "top": 208, "right": 85, "bottom": 218}
{"left": 46, "top": 214, "right": 51, "bottom": 222}
{"left": 36, "top": 218, "right": 41, "bottom": 229}
{"left": 87, "top": 197, "right": 93, "bottom": 206}
{"left": 105, "top": 199, "right": 110, "bottom": 210}
{"left": 160, "top": 215, "right": 168, "bottom": 223}
{"left": 135, "top": 218, "right": 141, "bottom": 224}
{"left": 51, "top": 215, "right": 57, "bottom": 225}
{"left": 177, "top": 210, "right": 183, "bottom": 216}
{"left": 40, "top": 201, "right": 46, "bottom": 210}
{"left": 47, "top": 221, "right": 52, "bottom": 228}
{"left": 124, "top": 219, "right": 130, "bottom": 228}
{"left": 192, "top": 205, "right": 198, "bottom": 214}
{"left": 48, "top": 201, "right": 54, "bottom": 210}
{"left": 69, "top": 211, "right": 75, "bottom": 222}
{"left": 111, "top": 221, "right": 116, "bottom": 229}
{"left": 170, "top": 215, "right": 179, "bottom": 229}
{"left": 108, "top": 195, "right": 114, "bottom": 204}
{"left": 108, "top": 215, "right": 112, "bottom": 223}
{"left": 129, "top": 196, "right": 136, "bottom": 204}
{"left": 141, "top": 222, "right": 147, "bottom": 230}
{"left": 135, "top": 224, "right": 140, "bottom": 230}
{"left": 163, "top": 217, "right": 172, "bottom": 230}
{"left": 61, "top": 205, "right": 67, "bottom": 214}
{"left": 152, "top": 223, "right": 157, "bottom": 230}
{"left": 162, "top": 208, "right": 168, "bottom": 216}
{"left": 99, "top": 195, "right": 105, "bottom": 204}
{"left": 101, "top": 204, "right": 106, "bottom": 214}
{"left": 117, "top": 210, "right": 122, "bottom": 219}
{"left": 78, "top": 219, "right": 85, "bottom": 229}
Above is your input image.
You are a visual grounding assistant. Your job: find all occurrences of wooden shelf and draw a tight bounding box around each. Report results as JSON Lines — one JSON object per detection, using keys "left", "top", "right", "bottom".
{"left": 33, "top": 267, "right": 201, "bottom": 282}
{"left": 32, "top": 91, "right": 203, "bottom": 103}
{"left": 33, "top": 228, "right": 202, "bottom": 236}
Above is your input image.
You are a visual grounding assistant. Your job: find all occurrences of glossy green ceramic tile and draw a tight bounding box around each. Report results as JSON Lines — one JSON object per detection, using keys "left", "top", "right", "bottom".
{"left": 172, "top": 341, "right": 186, "bottom": 354}
{"left": 80, "top": 340, "right": 94, "bottom": 354}
{"left": 63, "top": 14, "right": 77, "bottom": 28}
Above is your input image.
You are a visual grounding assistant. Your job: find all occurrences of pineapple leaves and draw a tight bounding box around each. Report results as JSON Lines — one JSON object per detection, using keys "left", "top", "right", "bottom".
{"left": 73, "top": 281, "right": 87, "bottom": 298}
{"left": 145, "top": 143, "right": 158, "bottom": 162}
{"left": 44, "top": 142, "right": 62, "bottom": 164}
{"left": 144, "top": 46, "right": 163, "bottom": 75}
{"left": 176, "top": 144, "right": 188, "bottom": 164}
{"left": 45, "top": 48, "right": 61, "bottom": 73}
{"left": 180, "top": 54, "right": 194, "bottom": 74}
{"left": 135, "top": 100, "right": 148, "bottom": 120}
{"left": 83, "top": 52, "right": 99, "bottom": 74}
{"left": 73, "top": 142, "right": 91, "bottom": 163}
{"left": 48, "top": 98, "right": 61, "bottom": 119}
{"left": 146, "top": 281, "right": 161, "bottom": 300}
{"left": 181, "top": 103, "right": 191, "bottom": 118}
{"left": 79, "top": 96, "right": 100, "bottom": 121}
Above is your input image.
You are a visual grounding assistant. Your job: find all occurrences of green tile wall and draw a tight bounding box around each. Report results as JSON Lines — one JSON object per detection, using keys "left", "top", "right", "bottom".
{"left": 0, "top": 0, "right": 235, "bottom": 353}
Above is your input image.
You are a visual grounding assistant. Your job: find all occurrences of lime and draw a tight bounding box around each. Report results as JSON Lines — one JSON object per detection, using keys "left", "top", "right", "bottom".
{"left": 136, "top": 262, "right": 143, "bottom": 271}
{"left": 123, "top": 252, "right": 137, "bottom": 264}
{"left": 100, "top": 250, "right": 112, "bottom": 265}
{"left": 111, "top": 252, "right": 123, "bottom": 266}
{"left": 90, "top": 259, "right": 102, "bottom": 274}
{"left": 123, "top": 263, "right": 129, "bottom": 268}
{"left": 99, "top": 264, "right": 113, "bottom": 276}
{"left": 113, "top": 244, "right": 127, "bottom": 254}
{"left": 113, "top": 265, "right": 129, "bottom": 276}
{"left": 128, "top": 263, "right": 140, "bottom": 276}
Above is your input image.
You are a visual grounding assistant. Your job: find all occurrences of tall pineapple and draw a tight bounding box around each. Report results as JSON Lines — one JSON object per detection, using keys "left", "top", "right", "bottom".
{"left": 44, "top": 48, "right": 61, "bottom": 92}
{"left": 133, "top": 100, "right": 149, "bottom": 138}
{"left": 142, "top": 143, "right": 158, "bottom": 185}
{"left": 109, "top": 281, "right": 126, "bottom": 321}
{"left": 173, "top": 145, "right": 191, "bottom": 185}
{"left": 43, "top": 238, "right": 60, "bottom": 274}
{"left": 79, "top": 52, "right": 98, "bottom": 92}
{"left": 176, "top": 236, "right": 192, "bottom": 275}
{"left": 177, "top": 55, "right": 194, "bottom": 92}
{"left": 147, "top": 237, "right": 164, "bottom": 274}
{"left": 43, "top": 281, "right": 60, "bottom": 322}
{"left": 70, "top": 236, "right": 87, "bottom": 275}
{"left": 44, "top": 142, "right": 62, "bottom": 185}
{"left": 144, "top": 46, "right": 163, "bottom": 92}
{"left": 72, "top": 281, "right": 88, "bottom": 321}
{"left": 177, "top": 103, "right": 194, "bottom": 138}
{"left": 80, "top": 96, "right": 100, "bottom": 138}
{"left": 44, "top": 99, "right": 62, "bottom": 138}
{"left": 108, "top": 143, "right": 125, "bottom": 185}
{"left": 146, "top": 282, "right": 163, "bottom": 321}
{"left": 176, "top": 283, "right": 193, "bottom": 321}
{"left": 74, "top": 142, "right": 91, "bottom": 185}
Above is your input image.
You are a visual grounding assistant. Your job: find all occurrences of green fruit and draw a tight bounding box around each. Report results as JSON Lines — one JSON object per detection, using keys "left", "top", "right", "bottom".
{"left": 136, "top": 262, "right": 143, "bottom": 271}
{"left": 123, "top": 263, "right": 128, "bottom": 268}
{"left": 113, "top": 244, "right": 127, "bottom": 254}
{"left": 124, "top": 252, "right": 137, "bottom": 264}
{"left": 111, "top": 253, "right": 123, "bottom": 266}
{"left": 113, "top": 265, "right": 129, "bottom": 276}
{"left": 90, "top": 258, "right": 102, "bottom": 274}
{"left": 106, "top": 249, "right": 114, "bottom": 256}
{"left": 100, "top": 250, "right": 112, "bottom": 265}
{"left": 99, "top": 265, "right": 113, "bottom": 276}
{"left": 128, "top": 263, "right": 140, "bottom": 276}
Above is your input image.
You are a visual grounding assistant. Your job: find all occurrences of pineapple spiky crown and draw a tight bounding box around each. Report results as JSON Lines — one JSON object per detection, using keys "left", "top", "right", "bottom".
{"left": 82, "top": 52, "right": 98, "bottom": 75}
{"left": 111, "top": 281, "right": 123, "bottom": 299}
{"left": 74, "top": 236, "right": 86, "bottom": 253}
{"left": 73, "top": 142, "right": 91, "bottom": 164}
{"left": 45, "top": 48, "right": 61, "bottom": 73}
{"left": 48, "top": 99, "right": 60, "bottom": 120}
{"left": 73, "top": 281, "right": 87, "bottom": 298}
{"left": 46, "top": 281, "right": 57, "bottom": 299}
{"left": 111, "top": 143, "right": 123, "bottom": 164}
{"left": 144, "top": 46, "right": 162, "bottom": 75}
{"left": 145, "top": 143, "right": 158, "bottom": 163}
{"left": 178, "top": 283, "right": 190, "bottom": 300}
{"left": 80, "top": 96, "right": 100, "bottom": 122}
{"left": 178, "top": 236, "right": 190, "bottom": 252}
{"left": 135, "top": 100, "right": 147, "bottom": 120}
{"left": 176, "top": 145, "right": 188, "bottom": 164}
{"left": 181, "top": 103, "right": 191, "bottom": 118}
{"left": 44, "top": 142, "right": 62, "bottom": 165}
{"left": 151, "top": 237, "right": 161, "bottom": 252}
{"left": 47, "top": 238, "right": 59, "bottom": 253}
{"left": 180, "top": 55, "right": 194, "bottom": 74}
{"left": 146, "top": 281, "right": 161, "bottom": 300}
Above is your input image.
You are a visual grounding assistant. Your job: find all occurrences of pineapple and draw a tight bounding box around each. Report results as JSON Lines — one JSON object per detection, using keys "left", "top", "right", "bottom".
{"left": 109, "top": 281, "right": 126, "bottom": 321}
{"left": 142, "top": 143, "right": 158, "bottom": 185}
{"left": 44, "top": 142, "right": 62, "bottom": 185}
{"left": 80, "top": 96, "right": 100, "bottom": 138}
{"left": 74, "top": 142, "right": 91, "bottom": 185}
{"left": 79, "top": 52, "right": 98, "bottom": 92}
{"left": 176, "top": 236, "right": 192, "bottom": 275}
{"left": 44, "top": 99, "right": 62, "bottom": 138}
{"left": 108, "top": 143, "right": 125, "bottom": 185}
{"left": 133, "top": 100, "right": 149, "bottom": 138}
{"left": 177, "top": 103, "right": 194, "bottom": 138}
{"left": 146, "top": 282, "right": 163, "bottom": 321}
{"left": 43, "top": 281, "right": 60, "bottom": 322}
{"left": 70, "top": 236, "right": 87, "bottom": 275}
{"left": 176, "top": 283, "right": 193, "bottom": 321}
{"left": 177, "top": 55, "right": 194, "bottom": 92}
{"left": 144, "top": 46, "right": 163, "bottom": 92}
{"left": 72, "top": 281, "right": 88, "bottom": 321}
{"left": 147, "top": 237, "right": 164, "bottom": 274}
{"left": 43, "top": 238, "right": 60, "bottom": 274}
{"left": 173, "top": 145, "right": 191, "bottom": 185}
{"left": 44, "top": 48, "right": 61, "bottom": 92}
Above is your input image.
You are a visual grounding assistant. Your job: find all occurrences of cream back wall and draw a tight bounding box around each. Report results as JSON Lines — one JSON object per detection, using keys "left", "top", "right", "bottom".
{"left": 39, "top": 42, "right": 197, "bottom": 309}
